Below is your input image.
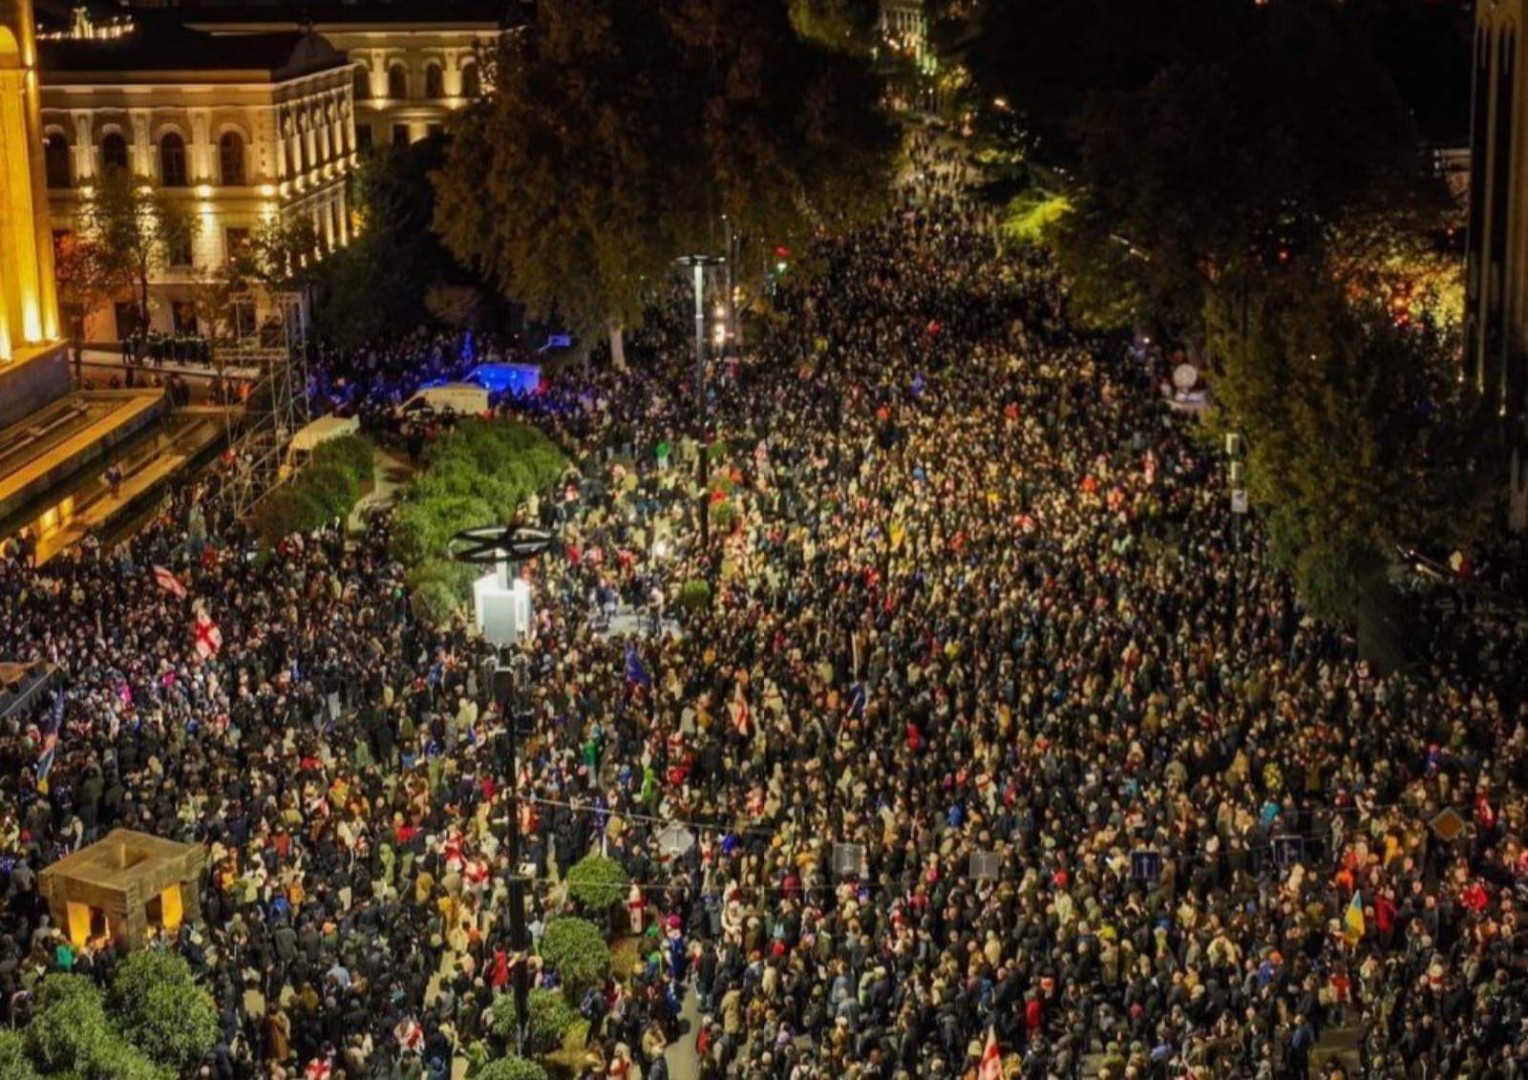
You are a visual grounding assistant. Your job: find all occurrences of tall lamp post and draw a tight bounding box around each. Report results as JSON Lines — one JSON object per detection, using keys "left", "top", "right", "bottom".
{"left": 447, "top": 523, "right": 555, "bottom": 1057}
{"left": 676, "top": 254, "right": 725, "bottom": 551}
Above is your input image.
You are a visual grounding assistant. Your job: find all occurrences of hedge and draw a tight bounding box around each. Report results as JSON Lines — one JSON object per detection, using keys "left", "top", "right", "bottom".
{"left": 677, "top": 579, "right": 711, "bottom": 612}
{"left": 475, "top": 1058, "right": 549, "bottom": 1080}
{"left": 538, "top": 917, "right": 611, "bottom": 992}
{"left": 253, "top": 433, "right": 374, "bottom": 545}
{"left": 565, "top": 853, "right": 629, "bottom": 909}
{"left": 489, "top": 989, "right": 579, "bottom": 1053}
{"left": 390, "top": 419, "right": 565, "bottom": 622}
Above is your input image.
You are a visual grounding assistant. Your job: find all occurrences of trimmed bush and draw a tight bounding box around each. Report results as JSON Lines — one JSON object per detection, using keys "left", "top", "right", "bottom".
{"left": 489, "top": 989, "right": 579, "bottom": 1052}
{"left": 0, "top": 1030, "right": 40, "bottom": 1080}
{"left": 24, "top": 975, "right": 169, "bottom": 1080}
{"left": 565, "top": 853, "right": 629, "bottom": 909}
{"left": 677, "top": 579, "right": 711, "bottom": 612}
{"left": 390, "top": 419, "right": 565, "bottom": 621}
{"left": 538, "top": 917, "right": 611, "bottom": 992}
{"left": 475, "top": 1058, "right": 549, "bottom": 1080}
{"left": 254, "top": 433, "right": 375, "bottom": 545}
{"left": 108, "top": 950, "right": 219, "bottom": 1073}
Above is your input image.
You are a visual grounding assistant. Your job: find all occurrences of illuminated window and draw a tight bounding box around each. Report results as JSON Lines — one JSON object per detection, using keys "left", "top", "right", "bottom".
{"left": 101, "top": 132, "right": 129, "bottom": 173}
{"left": 387, "top": 63, "right": 408, "bottom": 100}
{"left": 461, "top": 61, "right": 481, "bottom": 98}
{"left": 219, "top": 132, "right": 246, "bottom": 186}
{"left": 159, "top": 133, "right": 187, "bottom": 187}
{"left": 45, "top": 133, "right": 72, "bottom": 188}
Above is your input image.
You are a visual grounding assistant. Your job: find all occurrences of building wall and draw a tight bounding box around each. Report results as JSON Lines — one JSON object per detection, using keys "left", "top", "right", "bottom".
{"left": 325, "top": 26, "right": 496, "bottom": 148}
{"left": 40, "top": 63, "right": 356, "bottom": 339}
{"left": 0, "top": 0, "right": 61, "bottom": 361}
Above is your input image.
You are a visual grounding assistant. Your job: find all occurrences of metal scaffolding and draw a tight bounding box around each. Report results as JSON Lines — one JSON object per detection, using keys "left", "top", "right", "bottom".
{"left": 220, "top": 291, "right": 310, "bottom": 521}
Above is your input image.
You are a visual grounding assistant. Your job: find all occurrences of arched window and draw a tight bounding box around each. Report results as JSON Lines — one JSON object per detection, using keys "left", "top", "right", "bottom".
{"left": 101, "top": 131, "right": 129, "bottom": 173}
{"left": 219, "top": 131, "right": 246, "bottom": 186}
{"left": 44, "top": 133, "right": 72, "bottom": 188}
{"left": 353, "top": 64, "right": 371, "bottom": 101}
{"left": 159, "top": 132, "right": 187, "bottom": 187}
{"left": 424, "top": 62, "right": 444, "bottom": 99}
{"left": 387, "top": 62, "right": 407, "bottom": 100}
{"left": 460, "top": 61, "right": 481, "bottom": 98}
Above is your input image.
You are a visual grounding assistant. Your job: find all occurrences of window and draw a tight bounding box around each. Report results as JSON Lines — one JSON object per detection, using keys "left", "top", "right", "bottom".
{"left": 225, "top": 226, "right": 251, "bottom": 261}
{"left": 391, "top": 123, "right": 410, "bottom": 148}
{"left": 44, "top": 133, "right": 72, "bottom": 188}
{"left": 219, "top": 131, "right": 246, "bottom": 186}
{"left": 424, "top": 62, "right": 444, "bottom": 100}
{"left": 166, "top": 229, "right": 193, "bottom": 268}
{"left": 353, "top": 65, "right": 371, "bottom": 101}
{"left": 101, "top": 132, "right": 129, "bottom": 173}
{"left": 426, "top": 123, "right": 444, "bottom": 140}
{"left": 461, "top": 61, "right": 481, "bottom": 98}
{"left": 159, "top": 133, "right": 187, "bottom": 187}
{"left": 355, "top": 124, "right": 374, "bottom": 153}
{"left": 387, "top": 63, "right": 407, "bottom": 100}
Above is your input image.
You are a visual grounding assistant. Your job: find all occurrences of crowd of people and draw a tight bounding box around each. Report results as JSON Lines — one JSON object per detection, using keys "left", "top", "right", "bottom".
{"left": 0, "top": 131, "right": 1525, "bottom": 1080}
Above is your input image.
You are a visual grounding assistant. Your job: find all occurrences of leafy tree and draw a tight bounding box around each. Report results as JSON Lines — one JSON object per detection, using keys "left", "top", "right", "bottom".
{"left": 538, "top": 917, "right": 612, "bottom": 992}
{"left": 787, "top": 0, "right": 878, "bottom": 54}
{"left": 565, "top": 853, "right": 630, "bottom": 909}
{"left": 1207, "top": 266, "right": 1490, "bottom": 620}
{"left": 23, "top": 975, "right": 170, "bottom": 1080}
{"left": 475, "top": 1057, "right": 549, "bottom": 1080}
{"left": 313, "top": 138, "right": 476, "bottom": 351}
{"left": 489, "top": 988, "right": 579, "bottom": 1052}
{"left": 435, "top": 0, "right": 895, "bottom": 363}
{"left": 53, "top": 231, "right": 115, "bottom": 362}
{"left": 107, "top": 950, "right": 219, "bottom": 1073}
{"left": 82, "top": 167, "right": 196, "bottom": 344}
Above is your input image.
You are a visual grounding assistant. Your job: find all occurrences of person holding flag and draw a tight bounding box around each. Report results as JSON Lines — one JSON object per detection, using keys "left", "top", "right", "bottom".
{"left": 1343, "top": 890, "right": 1365, "bottom": 946}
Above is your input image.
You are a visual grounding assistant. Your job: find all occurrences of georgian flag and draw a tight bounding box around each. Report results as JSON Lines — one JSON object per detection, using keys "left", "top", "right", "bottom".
{"left": 979, "top": 1026, "right": 1002, "bottom": 1080}
{"left": 152, "top": 565, "right": 187, "bottom": 598}
{"left": 193, "top": 611, "right": 223, "bottom": 659}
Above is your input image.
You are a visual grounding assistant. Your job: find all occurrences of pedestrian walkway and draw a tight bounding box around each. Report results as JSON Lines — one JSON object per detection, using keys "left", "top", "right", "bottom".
{"left": 666, "top": 986, "right": 702, "bottom": 1080}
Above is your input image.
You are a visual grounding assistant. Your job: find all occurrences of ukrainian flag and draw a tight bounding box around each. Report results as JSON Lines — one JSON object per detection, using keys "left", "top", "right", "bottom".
{"left": 1343, "top": 891, "right": 1365, "bottom": 944}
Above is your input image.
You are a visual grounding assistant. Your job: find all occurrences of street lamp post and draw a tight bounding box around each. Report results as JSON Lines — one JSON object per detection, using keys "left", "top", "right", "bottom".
{"left": 447, "top": 523, "right": 554, "bottom": 1057}
{"left": 676, "top": 254, "right": 724, "bottom": 552}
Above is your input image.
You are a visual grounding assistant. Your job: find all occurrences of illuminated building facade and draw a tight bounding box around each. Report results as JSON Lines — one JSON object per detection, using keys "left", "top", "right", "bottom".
{"left": 37, "top": 18, "right": 356, "bottom": 339}
{"left": 0, "top": 0, "right": 61, "bottom": 364}
{"left": 171, "top": 3, "right": 505, "bottom": 150}
{"left": 1466, "top": 0, "right": 1528, "bottom": 527}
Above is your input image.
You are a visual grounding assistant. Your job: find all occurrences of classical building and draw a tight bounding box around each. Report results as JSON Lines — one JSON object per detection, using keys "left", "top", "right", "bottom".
{"left": 1466, "top": 0, "right": 1528, "bottom": 528}
{"left": 0, "top": 0, "right": 62, "bottom": 371}
{"left": 37, "top": 15, "right": 357, "bottom": 339}
{"left": 168, "top": 1, "right": 507, "bottom": 151}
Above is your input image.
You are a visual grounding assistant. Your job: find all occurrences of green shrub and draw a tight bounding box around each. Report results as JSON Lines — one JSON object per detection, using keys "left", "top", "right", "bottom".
{"left": 565, "top": 854, "right": 629, "bottom": 909}
{"left": 406, "top": 559, "right": 479, "bottom": 624}
{"left": 0, "top": 1030, "right": 40, "bottom": 1080}
{"left": 108, "top": 950, "right": 219, "bottom": 1073}
{"left": 311, "top": 434, "right": 375, "bottom": 484}
{"left": 539, "top": 917, "right": 611, "bottom": 992}
{"left": 710, "top": 500, "right": 738, "bottom": 531}
{"left": 254, "top": 433, "right": 376, "bottom": 545}
{"left": 475, "top": 1058, "right": 549, "bottom": 1080}
{"left": 677, "top": 579, "right": 711, "bottom": 612}
{"left": 489, "top": 989, "right": 579, "bottom": 1052}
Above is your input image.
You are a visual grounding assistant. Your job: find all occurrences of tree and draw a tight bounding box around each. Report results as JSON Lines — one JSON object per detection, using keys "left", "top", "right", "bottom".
{"left": 107, "top": 950, "right": 219, "bottom": 1073}
{"left": 22, "top": 974, "right": 171, "bottom": 1080}
{"left": 1207, "top": 265, "right": 1490, "bottom": 621}
{"left": 313, "top": 138, "right": 474, "bottom": 351}
{"left": 538, "top": 917, "right": 612, "bottom": 992}
{"left": 787, "top": 0, "right": 878, "bottom": 54}
{"left": 53, "top": 231, "right": 116, "bottom": 363}
{"left": 434, "top": 0, "right": 896, "bottom": 362}
{"left": 83, "top": 167, "right": 196, "bottom": 345}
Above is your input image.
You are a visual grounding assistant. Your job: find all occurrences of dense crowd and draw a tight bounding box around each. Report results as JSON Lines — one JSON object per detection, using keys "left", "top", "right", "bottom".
{"left": 1, "top": 133, "right": 1526, "bottom": 1080}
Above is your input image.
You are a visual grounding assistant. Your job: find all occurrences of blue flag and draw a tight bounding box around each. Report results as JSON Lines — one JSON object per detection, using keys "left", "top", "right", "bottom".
{"left": 625, "top": 645, "right": 651, "bottom": 687}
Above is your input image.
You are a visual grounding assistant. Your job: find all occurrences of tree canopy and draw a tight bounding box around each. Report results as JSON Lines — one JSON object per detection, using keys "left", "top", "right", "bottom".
{"left": 433, "top": 0, "right": 896, "bottom": 344}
